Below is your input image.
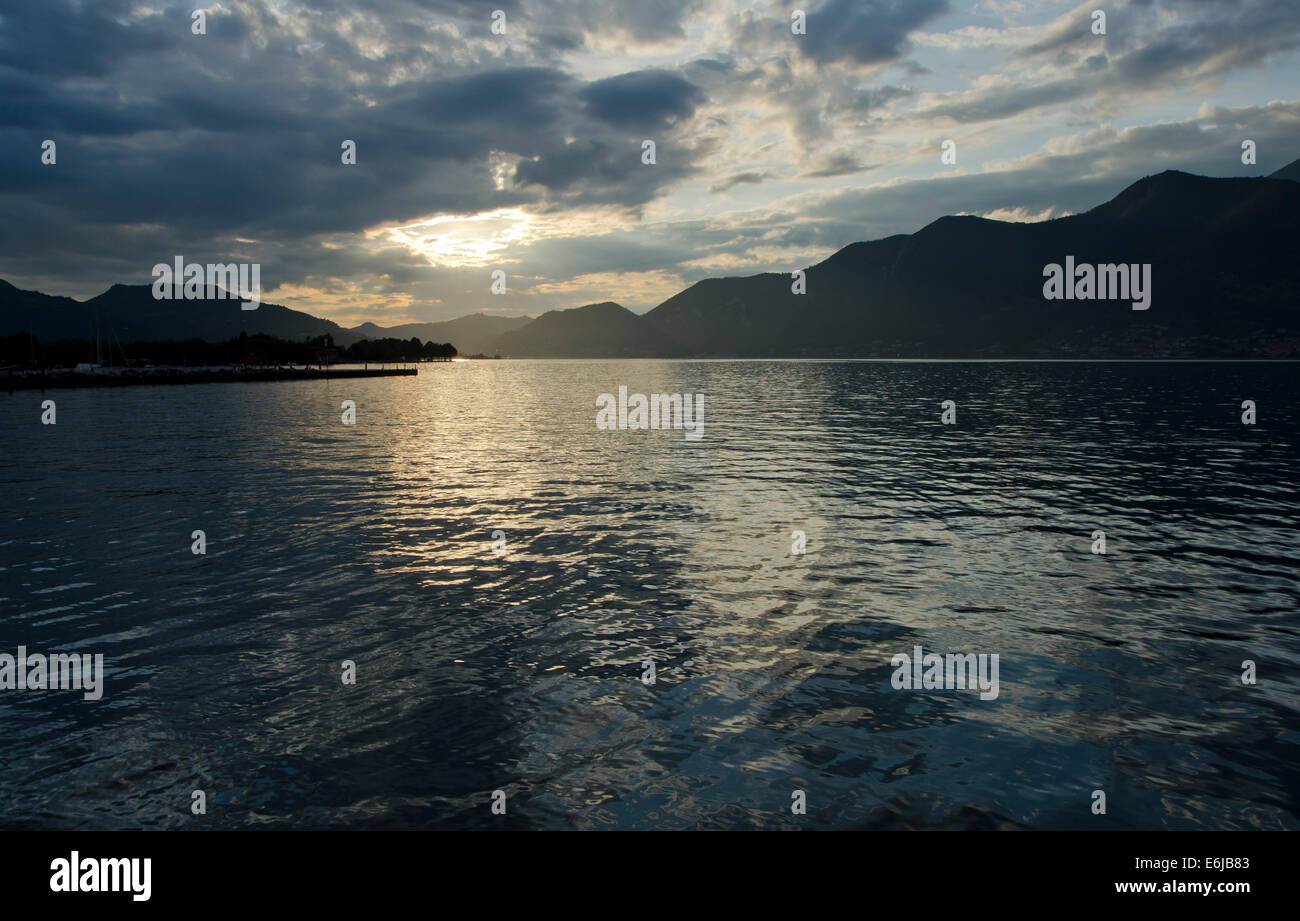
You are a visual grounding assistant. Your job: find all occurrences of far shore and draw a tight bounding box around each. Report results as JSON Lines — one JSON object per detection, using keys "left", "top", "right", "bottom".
{"left": 3, "top": 364, "right": 422, "bottom": 390}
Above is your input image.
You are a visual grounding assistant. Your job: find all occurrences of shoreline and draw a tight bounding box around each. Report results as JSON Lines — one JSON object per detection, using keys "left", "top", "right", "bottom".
{"left": 3, "top": 366, "right": 419, "bottom": 390}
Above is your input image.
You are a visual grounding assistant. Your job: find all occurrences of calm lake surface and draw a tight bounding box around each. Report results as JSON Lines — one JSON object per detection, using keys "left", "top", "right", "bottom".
{"left": 2, "top": 360, "right": 1298, "bottom": 829}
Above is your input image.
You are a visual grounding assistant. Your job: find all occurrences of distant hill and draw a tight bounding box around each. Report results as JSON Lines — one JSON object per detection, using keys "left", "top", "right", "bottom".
{"left": 0, "top": 281, "right": 523, "bottom": 352}
{"left": 488, "top": 301, "right": 685, "bottom": 357}
{"left": 0, "top": 281, "right": 84, "bottom": 339}
{"left": 0, "top": 281, "right": 362, "bottom": 346}
{"left": 1269, "top": 156, "right": 1300, "bottom": 183}
{"left": 348, "top": 314, "right": 530, "bottom": 356}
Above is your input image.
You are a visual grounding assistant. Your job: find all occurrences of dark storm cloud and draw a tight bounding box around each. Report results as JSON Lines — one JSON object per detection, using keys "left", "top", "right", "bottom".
{"left": 0, "top": 0, "right": 714, "bottom": 295}
{"left": 581, "top": 71, "right": 702, "bottom": 131}
{"left": 0, "top": 0, "right": 172, "bottom": 79}
{"left": 513, "top": 134, "right": 707, "bottom": 208}
{"left": 726, "top": 0, "right": 946, "bottom": 70}
{"left": 514, "top": 139, "right": 631, "bottom": 189}
{"left": 800, "top": 0, "right": 950, "bottom": 66}
{"left": 0, "top": 72, "right": 172, "bottom": 137}
{"left": 393, "top": 67, "right": 578, "bottom": 142}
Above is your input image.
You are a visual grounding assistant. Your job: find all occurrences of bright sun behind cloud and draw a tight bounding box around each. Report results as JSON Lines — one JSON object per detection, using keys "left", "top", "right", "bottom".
{"left": 379, "top": 209, "right": 542, "bottom": 267}
{"left": 378, "top": 205, "right": 646, "bottom": 270}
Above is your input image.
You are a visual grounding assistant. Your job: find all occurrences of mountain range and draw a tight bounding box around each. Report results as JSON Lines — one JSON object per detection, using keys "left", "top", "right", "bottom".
{"left": 0, "top": 280, "right": 529, "bottom": 356}
{"left": 4, "top": 159, "right": 1298, "bottom": 359}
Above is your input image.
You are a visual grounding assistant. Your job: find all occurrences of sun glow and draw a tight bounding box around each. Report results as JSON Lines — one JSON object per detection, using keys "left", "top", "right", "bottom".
{"left": 379, "top": 205, "right": 641, "bottom": 268}
{"left": 380, "top": 208, "right": 545, "bottom": 267}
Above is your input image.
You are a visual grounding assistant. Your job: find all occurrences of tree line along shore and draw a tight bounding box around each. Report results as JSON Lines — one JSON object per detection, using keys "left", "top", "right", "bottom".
{"left": 2, "top": 331, "right": 454, "bottom": 389}
{"left": 1, "top": 330, "right": 456, "bottom": 368}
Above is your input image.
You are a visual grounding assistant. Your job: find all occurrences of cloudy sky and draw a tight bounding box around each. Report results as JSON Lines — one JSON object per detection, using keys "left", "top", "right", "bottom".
{"left": 1, "top": 0, "right": 1298, "bottom": 326}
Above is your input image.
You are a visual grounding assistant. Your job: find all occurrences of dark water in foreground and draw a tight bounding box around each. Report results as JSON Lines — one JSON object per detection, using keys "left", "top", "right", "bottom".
{"left": 2, "top": 360, "right": 1298, "bottom": 830}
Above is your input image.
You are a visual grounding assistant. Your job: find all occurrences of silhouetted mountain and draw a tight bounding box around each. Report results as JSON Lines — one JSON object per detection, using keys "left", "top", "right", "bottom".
{"left": 489, "top": 301, "right": 685, "bottom": 357}
{"left": 0, "top": 281, "right": 527, "bottom": 353}
{"left": 0, "top": 281, "right": 362, "bottom": 346}
{"left": 0, "top": 280, "right": 83, "bottom": 338}
{"left": 349, "top": 314, "right": 530, "bottom": 355}
{"left": 483, "top": 169, "right": 1300, "bottom": 358}
{"left": 1270, "top": 157, "right": 1300, "bottom": 183}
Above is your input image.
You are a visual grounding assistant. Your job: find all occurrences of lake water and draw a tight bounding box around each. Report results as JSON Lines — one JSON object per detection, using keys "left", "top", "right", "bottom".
{"left": 2, "top": 360, "right": 1298, "bottom": 829}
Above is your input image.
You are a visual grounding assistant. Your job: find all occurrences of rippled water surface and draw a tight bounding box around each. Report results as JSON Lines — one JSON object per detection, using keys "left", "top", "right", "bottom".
{"left": 2, "top": 360, "right": 1298, "bottom": 829}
